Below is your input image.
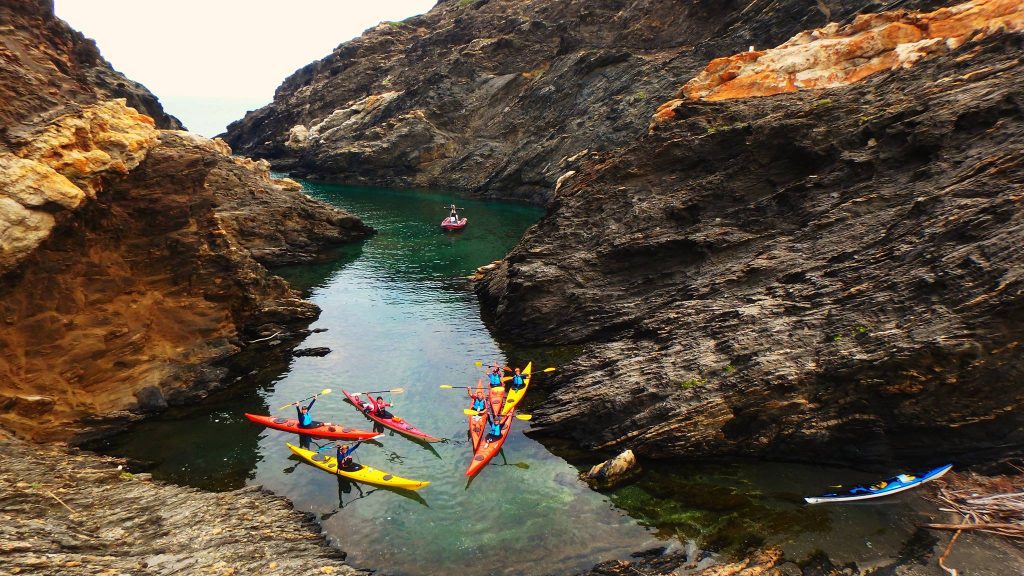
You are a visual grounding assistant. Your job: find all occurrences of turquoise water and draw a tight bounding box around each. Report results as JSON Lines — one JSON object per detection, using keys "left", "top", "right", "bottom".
{"left": 90, "top": 183, "right": 966, "bottom": 575}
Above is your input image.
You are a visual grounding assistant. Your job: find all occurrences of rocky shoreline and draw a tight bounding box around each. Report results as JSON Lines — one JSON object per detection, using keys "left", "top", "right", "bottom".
{"left": 0, "top": 433, "right": 363, "bottom": 575}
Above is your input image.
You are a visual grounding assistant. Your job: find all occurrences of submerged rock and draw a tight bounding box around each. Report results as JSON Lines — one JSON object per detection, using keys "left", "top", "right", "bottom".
{"left": 581, "top": 449, "right": 641, "bottom": 489}
{"left": 294, "top": 347, "right": 332, "bottom": 357}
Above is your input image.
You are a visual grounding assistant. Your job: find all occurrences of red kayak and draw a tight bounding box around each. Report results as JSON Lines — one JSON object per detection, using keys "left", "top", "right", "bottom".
{"left": 468, "top": 380, "right": 486, "bottom": 450}
{"left": 440, "top": 217, "right": 467, "bottom": 231}
{"left": 342, "top": 390, "right": 441, "bottom": 443}
{"left": 244, "top": 413, "right": 380, "bottom": 440}
{"left": 466, "top": 410, "right": 514, "bottom": 477}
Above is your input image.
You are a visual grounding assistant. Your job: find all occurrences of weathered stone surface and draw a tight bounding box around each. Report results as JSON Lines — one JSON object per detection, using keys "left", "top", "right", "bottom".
{"left": 581, "top": 449, "right": 641, "bottom": 490}
{"left": 0, "top": 127, "right": 372, "bottom": 441}
{"left": 0, "top": 100, "right": 160, "bottom": 274}
{"left": 224, "top": 0, "right": 942, "bottom": 202}
{"left": 480, "top": 31, "right": 1024, "bottom": 468}
{"left": 669, "top": 0, "right": 1024, "bottom": 106}
{"left": 0, "top": 434, "right": 363, "bottom": 575}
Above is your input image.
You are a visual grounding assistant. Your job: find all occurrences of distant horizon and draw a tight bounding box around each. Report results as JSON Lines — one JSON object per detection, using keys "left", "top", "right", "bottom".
{"left": 55, "top": 0, "right": 436, "bottom": 136}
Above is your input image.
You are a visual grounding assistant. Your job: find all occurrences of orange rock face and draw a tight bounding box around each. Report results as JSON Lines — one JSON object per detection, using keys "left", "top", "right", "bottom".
{"left": 678, "top": 0, "right": 1024, "bottom": 102}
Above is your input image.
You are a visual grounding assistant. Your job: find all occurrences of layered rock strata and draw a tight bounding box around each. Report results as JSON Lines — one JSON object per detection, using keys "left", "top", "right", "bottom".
{"left": 479, "top": 23, "right": 1024, "bottom": 467}
{"left": 0, "top": 0, "right": 373, "bottom": 441}
{"left": 0, "top": 434, "right": 362, "bottom": 575}
{"left": 224, "top": 0, "right": 950, "bottom": 202}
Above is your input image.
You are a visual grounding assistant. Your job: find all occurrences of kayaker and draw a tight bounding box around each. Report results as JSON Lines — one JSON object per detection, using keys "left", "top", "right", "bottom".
{"left": 296, "top": 398, "right": 317, "bottom": 429}
{"left": 448, "top": 204, "right": 461, "bottom": 224}
{"left": 336, "top": 441, "right": 363, "bottom": 471}
{"left": 469, "top": 389, "right": 486, "bottom": 412}
{"left": 372, "top": 395, "right": 394, "bottom": 419}
{"left": 484, "top": 412, "right": 507, "bottom": 442}
{"left": 509, "top": 367, "right": 525, "bottom": 390}
{"left": 487, "top": 363, "right": 503, "bottom": 387}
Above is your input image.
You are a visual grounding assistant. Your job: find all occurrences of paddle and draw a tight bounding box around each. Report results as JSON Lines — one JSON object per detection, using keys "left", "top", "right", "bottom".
{"left": 464, "top": 409, "right": 532, "bottom": 421}
{"left": 279, "top": 388, "right": 331, "bottom": 410}
{"left": 440, "top": 385, "right": 472, "bottom": 390}
{"left": 350, "top": 387, "right": 406, "bottom": 396}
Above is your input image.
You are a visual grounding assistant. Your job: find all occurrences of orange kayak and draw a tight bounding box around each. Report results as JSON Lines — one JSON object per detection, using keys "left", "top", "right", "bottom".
{"left": 466, "top": 410, "right": 513, "bottom": 477}
{"left": 468, "top": 380, "right": 486, "bottom": 450}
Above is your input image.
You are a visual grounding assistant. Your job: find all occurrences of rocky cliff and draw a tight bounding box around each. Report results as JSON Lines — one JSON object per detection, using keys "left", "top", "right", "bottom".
{"left": 0, "top": 0, "right": 373, "bottom": 442}
{"left": 223, "top": 0, "right": 952, "bottom": 202}
{"left": 478, "top": 0, "right": 1024, "bottom": 468}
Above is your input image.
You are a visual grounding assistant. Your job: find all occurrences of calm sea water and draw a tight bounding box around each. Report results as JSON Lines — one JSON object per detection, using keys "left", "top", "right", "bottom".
{"left": 90, "top": 182, "right": 984, "bottom": 575}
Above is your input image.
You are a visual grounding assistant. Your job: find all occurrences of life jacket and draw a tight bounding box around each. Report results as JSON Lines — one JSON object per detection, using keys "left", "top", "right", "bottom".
{"left": 488, "top": 373, "right": 501, "bottom": 386}
{"left": 512, "top": 374, "right": 524, "bottom": 387}
{"left": 488, "top": 422, "right": 501, "bottom": 437}
{"left": 298, "top": 410, "right": 313, "bottom": 427}
{"left": 472, "top": 398, "right": 486, "bottom": 411}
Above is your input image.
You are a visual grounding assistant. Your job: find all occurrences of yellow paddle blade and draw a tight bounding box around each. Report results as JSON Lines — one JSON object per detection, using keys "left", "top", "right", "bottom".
{"left": 277, "top": 402, "right": 294, "bottom": 409}
{"left": 474, "top": 361, "right": 483, "bottom": 367}
{"left": 321, "top": 388, "right": 333, "bottom": 395}
{"left": 543, "top": 367, "right": 556, "bottom": 372}
{"left": 440, "top": 385, "right": 454, "bottom": 389}
{"left": 391, "top": 387, "right": 406, "bottom": 395}
{"left": 500, "top": 376, "right": 512, "bottom": 382}
{"left": 515, "top": 414, "right": 533, "bottom": 421}
{"left": 463, "top": 408, "right": 483, "bottom": 415}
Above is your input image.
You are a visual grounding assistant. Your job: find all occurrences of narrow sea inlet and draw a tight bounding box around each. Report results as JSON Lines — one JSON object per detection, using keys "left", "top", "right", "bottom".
{"left": 91, "top": 182, "right": 954, "bottom": 575}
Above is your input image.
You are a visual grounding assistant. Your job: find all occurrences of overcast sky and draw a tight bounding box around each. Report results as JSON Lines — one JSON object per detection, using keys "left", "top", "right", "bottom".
{"left": 55, "top": 0, "right": 436, "bottom": 136}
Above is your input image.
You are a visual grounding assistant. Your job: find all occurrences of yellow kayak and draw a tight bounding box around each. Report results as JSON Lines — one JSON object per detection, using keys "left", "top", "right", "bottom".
{"left": 501, "top": 362, "right": 532, "bottom": 415}
{"left": 286, "top": 443, "right": 430, "bottom": 491}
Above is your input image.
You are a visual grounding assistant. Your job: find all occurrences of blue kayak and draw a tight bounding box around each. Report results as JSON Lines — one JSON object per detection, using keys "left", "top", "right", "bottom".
{"left": 804, "top": 464, "right": 953, "bottom": 504}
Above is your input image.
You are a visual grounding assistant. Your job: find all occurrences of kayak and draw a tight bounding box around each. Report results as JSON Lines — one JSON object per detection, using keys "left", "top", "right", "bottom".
{"left": 244, "top": 413, "right": 380, "bottom": 440}
{"left": 342, "top": 390, "right": 441, "bottom": 442}
{"left": 804, "top": 464, "right": 953, "bottom": 504}
{"left": 440, "top": 217, "right": 467, "bottom": 231}
{"left": 287, "top": 443, "right": 430, "bottom": 491}
{"left": 500, "top": 362, "right": 532, "bottom": 415}
{"left": 466, "top": 411, "right": 514, "bottom": 477}
{"left": 468, "top": 380, "right": 486, "bottom": 450}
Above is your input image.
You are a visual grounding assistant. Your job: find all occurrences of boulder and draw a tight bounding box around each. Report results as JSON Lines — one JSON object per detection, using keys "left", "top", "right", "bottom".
{"left": 581, "top": 449, "right": 641, "bottom": 489}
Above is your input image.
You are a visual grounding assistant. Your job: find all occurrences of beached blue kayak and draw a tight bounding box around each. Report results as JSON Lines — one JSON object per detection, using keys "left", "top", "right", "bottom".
{"left": 804, "top": 463, "right": 953, "bottom": 504}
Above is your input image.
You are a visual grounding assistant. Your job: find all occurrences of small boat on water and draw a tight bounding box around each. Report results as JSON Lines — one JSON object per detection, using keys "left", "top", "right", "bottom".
{"left": 804, "top": 463, "right": 953, "bottom": 504}
{"left": 441, "top": 217, "right": 467, "bottom": 231}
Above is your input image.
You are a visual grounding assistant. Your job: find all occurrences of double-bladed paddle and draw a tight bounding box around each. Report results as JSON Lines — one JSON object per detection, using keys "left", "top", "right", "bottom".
{"left": 279, "top": 388, "right": 331, "bottom": 410}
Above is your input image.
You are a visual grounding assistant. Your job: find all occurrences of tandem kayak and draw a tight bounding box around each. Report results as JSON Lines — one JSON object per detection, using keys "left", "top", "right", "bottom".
{"left": 468, "top": 380, "right": 486, "bottom": 451}
{"left": 287, "top": 443, "right": 430, "bottom": 491}
{"left": 440, "top": 217, "right": 467, "bottom": 231}
{"left": 342, "top": 390, "right": 441, "bottom": 443}
{"left": 804, "top": 463, "right": 953, "bottom": 504}
{"left": 244, "top": 413, "right": 380, "bottom": 441}
{"left": 466, "top": 411, "right": 514, "bottom": 477}
{"left": 500, "top": 362, "right": 532, "bottom": 415}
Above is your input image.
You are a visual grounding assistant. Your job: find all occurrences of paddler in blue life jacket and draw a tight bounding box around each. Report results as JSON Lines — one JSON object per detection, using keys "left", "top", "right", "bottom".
{"left": 296, "top": 398, "right": 318, "bottom": 429}
{"left": 509, "top": 367, "right": 526, "bottom": 391}
{"left": 485, "top": 413, "right": 503, "bottom": 441}
{"left": 336, "top": 441, "right": 363, "bottom": 471}
{"left": 487, "top": 363, "right": 503, "bottom": 387}
{"left": 469, "top": 388, "right": 486, "bottom": 412}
